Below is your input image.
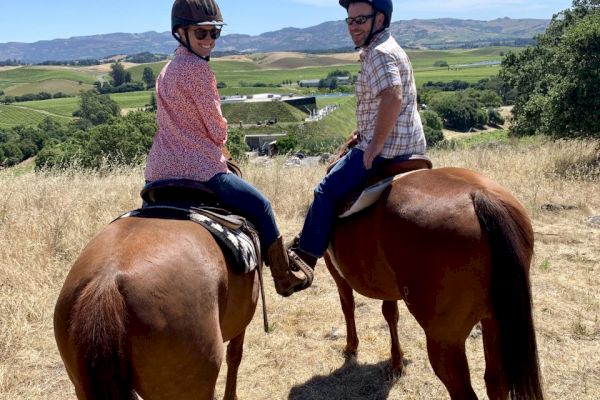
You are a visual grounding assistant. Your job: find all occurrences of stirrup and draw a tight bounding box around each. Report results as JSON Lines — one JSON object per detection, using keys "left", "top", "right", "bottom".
{"left": 287, "top": 249, "right": 314, "bottom": 292}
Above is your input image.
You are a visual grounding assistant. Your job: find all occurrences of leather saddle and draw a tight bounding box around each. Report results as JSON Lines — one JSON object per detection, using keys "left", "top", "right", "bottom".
{"left": 337, "top": 154, "right": 433, "bottom": 218}
{"left": 136, "top": 179, "right": 261, "bottom": 273}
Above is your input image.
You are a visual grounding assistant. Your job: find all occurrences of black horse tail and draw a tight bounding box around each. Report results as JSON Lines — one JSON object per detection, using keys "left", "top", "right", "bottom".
{"left": 472, "top": 191, "right": 544, "bottom": 400}
{"left": 68, "top": 274, "right": 135, "bottom": 400}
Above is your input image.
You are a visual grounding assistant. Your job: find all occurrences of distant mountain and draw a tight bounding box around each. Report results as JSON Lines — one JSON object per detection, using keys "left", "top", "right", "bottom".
{"left": 0, "top": 18, "right": 549, "bottom": 63}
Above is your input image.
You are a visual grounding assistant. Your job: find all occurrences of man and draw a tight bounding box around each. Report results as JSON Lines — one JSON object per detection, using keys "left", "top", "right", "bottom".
{"left": 286, "top": 0, "right": 426, "bottom": 290}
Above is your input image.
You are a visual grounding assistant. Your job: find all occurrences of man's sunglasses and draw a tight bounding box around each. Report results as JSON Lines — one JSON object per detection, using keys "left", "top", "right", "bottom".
{"left": 345, "top": 14, "right": 375, "bottom": 26}
{"left": 191, "top": 28, "right": 221, "bottom": 40}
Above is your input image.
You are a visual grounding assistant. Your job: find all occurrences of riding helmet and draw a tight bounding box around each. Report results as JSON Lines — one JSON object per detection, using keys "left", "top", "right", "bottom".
{"left": 339, "top": 0, "right": 393, "bottom": 28}
{"left": 172, "top": 0, "right": 225, "bottom": 34}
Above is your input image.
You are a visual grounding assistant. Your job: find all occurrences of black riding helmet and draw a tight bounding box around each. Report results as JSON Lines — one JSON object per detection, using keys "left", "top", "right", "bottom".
{"left": 171, "top": 0, "right": 226, "bottom": 61}
{"left": 339, "top": 0, "right": 393, "bottom": 48}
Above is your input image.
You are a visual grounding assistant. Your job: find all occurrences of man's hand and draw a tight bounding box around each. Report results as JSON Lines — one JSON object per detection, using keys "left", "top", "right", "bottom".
{"left": 363, "top": 140, "right": 384, "bottom": 170}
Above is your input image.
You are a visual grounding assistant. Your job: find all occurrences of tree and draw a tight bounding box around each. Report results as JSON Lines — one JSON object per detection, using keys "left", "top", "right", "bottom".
{"left": 501, "top": 0, "right": 600, "bottom": 138}
{"left": 72, "top": 90, "right": 121, "bottom": 127}
{"left": 142, "top": 67, "right": 156, "bottom": 89}
{"left": 109, "top": 62, "right": 130, "bottom": 87}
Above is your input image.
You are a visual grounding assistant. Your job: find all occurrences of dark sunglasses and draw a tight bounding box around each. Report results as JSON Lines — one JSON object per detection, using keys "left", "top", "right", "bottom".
{"left": 191, "top": 28, "right": 221, "bottom": 40}
{"left": 345, "top": 14, "right": 375, "bottom": 26}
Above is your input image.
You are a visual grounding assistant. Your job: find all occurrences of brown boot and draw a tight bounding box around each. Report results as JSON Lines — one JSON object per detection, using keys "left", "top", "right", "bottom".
{"left": 266, "top": 237, "right": 308, "bottom": 297}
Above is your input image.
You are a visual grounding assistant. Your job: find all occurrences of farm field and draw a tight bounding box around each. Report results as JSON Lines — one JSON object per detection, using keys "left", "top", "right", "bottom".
{"left": 0, "top": 47, "right": 513, "bottom": 128}
{"left": 0, "top": 105, "right": 72, "bottom": 129}
{"left": 0, "top": 138, "right": 598, "bottom": 399}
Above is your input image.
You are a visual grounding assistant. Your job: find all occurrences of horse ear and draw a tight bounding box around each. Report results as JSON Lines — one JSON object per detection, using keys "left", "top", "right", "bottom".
{"left": 223, "top": 147, "right": 243, "bottom": 178}
{"left": 326, "top": 130, "right": 360, "bottom": 174}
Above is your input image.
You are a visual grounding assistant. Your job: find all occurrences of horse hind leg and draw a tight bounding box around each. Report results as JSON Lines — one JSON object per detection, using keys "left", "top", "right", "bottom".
{"left": 324, "top": 253, "right": 358, "bottom": 359}
{"left": 425, "top": 334, "right": 478, "bottom": 400}
{"left": 382, "top": 300, "right": 404, "bottom": 378}
{"left": 223, "top": 330, "right": 246, "bottom": 400}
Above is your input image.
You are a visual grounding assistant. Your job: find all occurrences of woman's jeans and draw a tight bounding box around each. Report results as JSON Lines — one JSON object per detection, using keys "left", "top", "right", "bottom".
{"left": 298, "top": 148, "right": 390, "bottom": 258}
{"left": 206, "top": 172, "right": 279, "bottom": 254}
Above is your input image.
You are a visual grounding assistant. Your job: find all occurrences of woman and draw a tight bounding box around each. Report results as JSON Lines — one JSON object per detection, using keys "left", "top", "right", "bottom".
{"left": 145, "top": 0, "right": 309, "bottom": 296}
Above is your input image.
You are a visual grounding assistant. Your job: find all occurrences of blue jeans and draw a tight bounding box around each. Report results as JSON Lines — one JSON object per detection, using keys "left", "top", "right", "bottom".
{"left": 298, "top": 148, "right": 389, "bottom": 258}
{"left": 206, "top": 172, "right": 280, "bottom": 254}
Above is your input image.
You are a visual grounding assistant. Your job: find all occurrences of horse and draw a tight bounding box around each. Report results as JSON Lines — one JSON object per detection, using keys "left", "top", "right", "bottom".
{"left": 54, "top": 181, "right": 260, "bottom": 399}
{"left": 323, "top": 140, "right": 544, "bottom": 399}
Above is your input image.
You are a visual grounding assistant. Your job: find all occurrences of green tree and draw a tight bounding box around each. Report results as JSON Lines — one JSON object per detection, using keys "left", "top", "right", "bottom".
{"left": 142, "top": 67, "right": 156, "bottom": 89}
{"left": 72, "top": 90, "right": 121, "bottom": 127}
{"left": 109, "top": 62, "right": 131, "bottom": 87}
{"left": 501, "top": 0, "right": 600, "bottom": 137}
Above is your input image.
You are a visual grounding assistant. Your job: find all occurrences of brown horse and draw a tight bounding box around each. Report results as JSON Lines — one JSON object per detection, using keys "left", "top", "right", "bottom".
{"left": 54, "top": 214, "right": 259, "bottom": 399}
{"left": 324, "top": 162, "right": 544, "bottom": 399}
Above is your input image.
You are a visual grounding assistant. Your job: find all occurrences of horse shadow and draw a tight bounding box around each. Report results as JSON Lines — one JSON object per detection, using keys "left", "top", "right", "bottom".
{"left": 288, "top": 358, "right": 404, "bottom": 400}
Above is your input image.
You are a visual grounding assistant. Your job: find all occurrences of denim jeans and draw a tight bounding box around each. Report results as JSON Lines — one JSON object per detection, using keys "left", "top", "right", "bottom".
{"left": 298, "top": 147, "right": 390, "bottom": 258}
{"left": 206, "top": 172, "right": 280, "bottom": 254}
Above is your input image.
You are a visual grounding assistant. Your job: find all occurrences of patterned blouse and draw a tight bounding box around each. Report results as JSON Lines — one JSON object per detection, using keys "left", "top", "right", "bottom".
{"left": 355, "top": 29, "right": 426, "bottom": 158}
{"left": 145, "top": 46, "right": 229, "bottom": 182}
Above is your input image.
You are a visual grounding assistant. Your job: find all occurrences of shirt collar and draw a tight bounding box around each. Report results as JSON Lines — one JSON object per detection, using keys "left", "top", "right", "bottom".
{"left": 359, "top": 28, "right": 391, "bottom": 61}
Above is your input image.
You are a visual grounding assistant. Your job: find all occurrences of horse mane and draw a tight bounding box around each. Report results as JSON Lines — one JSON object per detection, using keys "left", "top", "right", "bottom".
{"left": 326, "top": 130, "right": 359, "bottom": 174}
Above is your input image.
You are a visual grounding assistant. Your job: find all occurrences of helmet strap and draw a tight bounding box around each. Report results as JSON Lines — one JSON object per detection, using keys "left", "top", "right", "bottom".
{"left": 172, "top": 29, "right": 211, "bottom": 62}
{"left": 355, "top": 12, "right": 385, "bottom": 50}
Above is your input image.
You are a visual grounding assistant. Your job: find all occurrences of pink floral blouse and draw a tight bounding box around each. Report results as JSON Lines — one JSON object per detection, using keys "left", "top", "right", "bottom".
{"left": 145, "top": 46, "right": 229, "bottom": 182}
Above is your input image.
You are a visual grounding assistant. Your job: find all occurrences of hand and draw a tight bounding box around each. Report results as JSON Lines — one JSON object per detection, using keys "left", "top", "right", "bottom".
{"left": 363, "top": 141, "right": 384, "bottom": 170}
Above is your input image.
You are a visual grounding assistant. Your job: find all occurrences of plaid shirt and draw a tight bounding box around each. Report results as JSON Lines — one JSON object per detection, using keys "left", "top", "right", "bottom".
{"left": 355, "top": 29, "right": 426, "bottom": 158}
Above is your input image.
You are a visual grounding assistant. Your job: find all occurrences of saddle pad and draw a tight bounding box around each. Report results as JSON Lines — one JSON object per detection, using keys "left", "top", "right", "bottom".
{"left": 117, "top": 206, "right": 260, "bottom": 274}
{"left": 338, "top": 170, "right": 421, "bottom": 218}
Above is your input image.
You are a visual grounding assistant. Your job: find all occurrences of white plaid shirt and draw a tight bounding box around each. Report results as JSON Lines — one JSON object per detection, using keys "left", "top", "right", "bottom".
{"left": 355, "top": 29, "right": 426, "bottom": 158}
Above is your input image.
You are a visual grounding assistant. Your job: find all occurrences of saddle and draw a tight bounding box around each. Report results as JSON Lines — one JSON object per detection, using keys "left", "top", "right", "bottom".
{"left": 338, "top": 154, "right": 433, "bottom": 218}
{"left": 121, "top": 179, "right": 261, "bottom": 274}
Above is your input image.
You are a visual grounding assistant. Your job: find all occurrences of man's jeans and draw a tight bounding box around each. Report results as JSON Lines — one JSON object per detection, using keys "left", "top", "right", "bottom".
{"left": 298, "top": 148, "right": 390, "bottom": 258}
{"left": 206, "top": 172, "right": 279, "bottom": 254}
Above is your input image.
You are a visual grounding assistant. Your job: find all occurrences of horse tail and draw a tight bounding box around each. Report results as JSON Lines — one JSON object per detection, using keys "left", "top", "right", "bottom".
{"left": 472, "top": 191, "right": 544, "bottom": 400}
{"left": 68, "top": 273, "right": 135, "bottom": 400}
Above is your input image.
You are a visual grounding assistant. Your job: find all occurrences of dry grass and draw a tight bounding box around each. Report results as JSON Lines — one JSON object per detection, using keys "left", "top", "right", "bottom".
{"left": 0, "top": 139, "right": 598, "bottom": 399}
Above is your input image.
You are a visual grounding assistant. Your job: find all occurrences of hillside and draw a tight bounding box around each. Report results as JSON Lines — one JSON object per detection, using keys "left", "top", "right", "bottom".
{"left": 0, "top": 18, "right": 548, "bottom": 63}
{"left": 221, "top": 101, "right": 307, "bottom": 125}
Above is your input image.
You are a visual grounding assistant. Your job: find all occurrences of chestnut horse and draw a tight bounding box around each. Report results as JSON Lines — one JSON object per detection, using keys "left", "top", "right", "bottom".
{"left": 54, "top": 214, "right": 259, "bottom": 399}
{"left": 324, "top": 154, "right": 544, "bottom": 398}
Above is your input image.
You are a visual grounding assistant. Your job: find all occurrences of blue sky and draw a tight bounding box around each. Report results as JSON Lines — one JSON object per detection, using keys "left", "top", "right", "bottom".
{"left": 0, "top": 0, "right": 573, "bottom": 44}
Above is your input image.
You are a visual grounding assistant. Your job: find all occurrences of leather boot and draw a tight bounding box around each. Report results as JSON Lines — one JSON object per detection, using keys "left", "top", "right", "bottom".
{"left": 266, "top": 237, "right": 307, "bottom": 297}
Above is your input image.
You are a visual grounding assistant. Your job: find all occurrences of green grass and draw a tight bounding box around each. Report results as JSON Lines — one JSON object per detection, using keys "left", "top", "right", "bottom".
{"left": 0, "top": 67, "right": 97, "bottom": 95}
{"left": 17, "top": 97, "right": 80, "bottom": 117}
{"left": 110, "top": 91, "right": 154, "bottom": 109}
{"left": 222, "top": 101, "right": 307, "bottom": 124}
{"left": 0, "top": 105, "right": 72, "bottom": 128}
{"left": 306, "top": 96, "right": 357, "bottom": 138}
{"left": 415, "top": 65, "right": 501, "bottom": 86}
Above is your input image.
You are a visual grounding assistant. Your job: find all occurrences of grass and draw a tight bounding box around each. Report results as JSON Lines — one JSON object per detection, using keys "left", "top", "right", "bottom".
{"left": 0, "top": 105, "right": 72, "bottom": 128}
{"left": 2, "top": 47, "right": 508, "bottom": 127}
{"left": 0, "top": 138, "right": 598, "bottom": 399}
{"left": 222, "top": 101, "right": 308, "bottom": 124}
{"left": 0, "top": 67, "right": 97, "bottom": 95}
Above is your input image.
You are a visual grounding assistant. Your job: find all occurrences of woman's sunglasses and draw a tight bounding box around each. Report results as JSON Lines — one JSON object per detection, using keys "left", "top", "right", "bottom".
{"left": 191, "top": 28, "right": 221, "bottom": 40}
{"left": 345, "top": 14, "right": 375, "bottom": 26}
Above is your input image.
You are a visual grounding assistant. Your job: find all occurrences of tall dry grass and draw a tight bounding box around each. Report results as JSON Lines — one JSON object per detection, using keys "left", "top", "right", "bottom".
{"left": 0, "top": 139, "right": 598, "bottom": 399}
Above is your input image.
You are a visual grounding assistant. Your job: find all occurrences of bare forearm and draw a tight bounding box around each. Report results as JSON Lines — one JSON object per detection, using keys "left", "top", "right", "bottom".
{"left": 371, "top": 86, "right": 402, "bottom": 146}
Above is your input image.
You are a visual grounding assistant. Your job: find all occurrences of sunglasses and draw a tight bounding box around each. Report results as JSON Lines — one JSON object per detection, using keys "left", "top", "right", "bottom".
{"left": 345, "top": 14, "right": 376, "bottom": 26}
{"left": 191, "top": 28, "right": 221, "bottom": 40}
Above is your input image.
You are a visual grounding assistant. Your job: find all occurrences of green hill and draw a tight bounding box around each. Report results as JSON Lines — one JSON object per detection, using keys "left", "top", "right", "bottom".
{"left": 221, "top": 101, "right": 307, "bottom": 125}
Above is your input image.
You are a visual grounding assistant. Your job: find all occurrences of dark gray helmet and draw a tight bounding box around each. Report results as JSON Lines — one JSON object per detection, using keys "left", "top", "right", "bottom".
{"left": 171, "top": 0, "right": 225, "bottom": 34}
{"left": 339, "top": 0, "right": 393, "bottom": 28}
